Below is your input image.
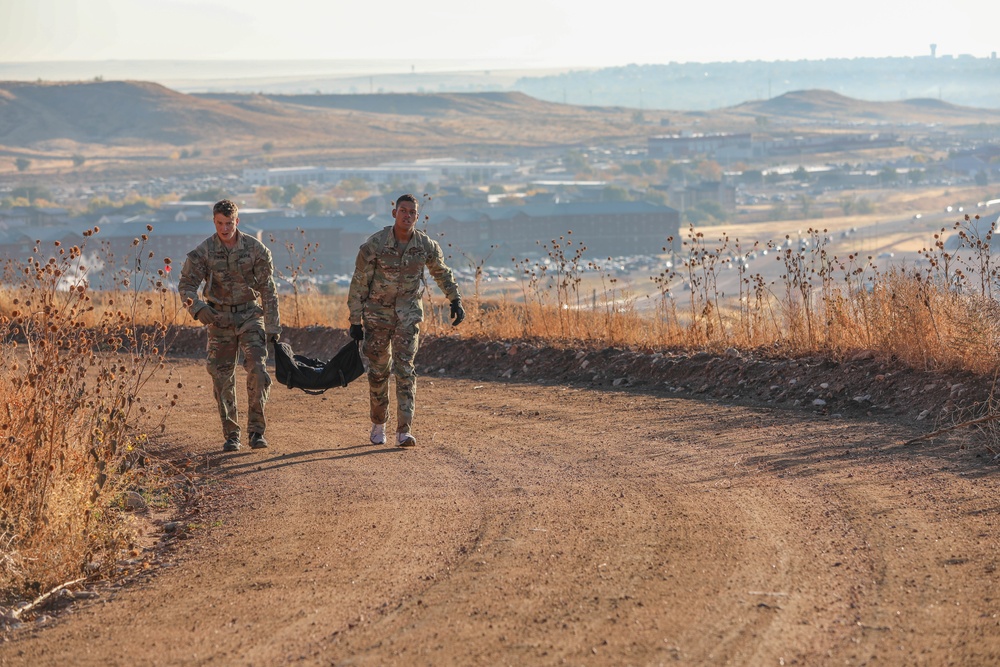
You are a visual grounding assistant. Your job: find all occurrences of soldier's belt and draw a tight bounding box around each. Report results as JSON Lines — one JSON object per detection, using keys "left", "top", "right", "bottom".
{"left": 208, "top": 301, "right": 256, "bottom": 313}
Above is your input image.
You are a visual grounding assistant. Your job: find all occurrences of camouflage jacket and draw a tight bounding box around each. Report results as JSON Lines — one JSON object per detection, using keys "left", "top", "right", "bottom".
{"left": 347, "top": 226, "right": 460, "bottom": 326}
{"left": 178, "top": 231, "right": 281, "bottom": 335}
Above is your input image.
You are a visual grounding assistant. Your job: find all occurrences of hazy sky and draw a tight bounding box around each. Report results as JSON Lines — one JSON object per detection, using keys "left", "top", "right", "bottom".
{"left": 1, "top": 0, "right": 996, "bottom": 68}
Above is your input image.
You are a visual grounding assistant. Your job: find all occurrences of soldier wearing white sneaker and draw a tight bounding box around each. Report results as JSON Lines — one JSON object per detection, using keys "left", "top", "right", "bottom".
{"left": 347, "top": 194, "right": 464, "bottom": 448}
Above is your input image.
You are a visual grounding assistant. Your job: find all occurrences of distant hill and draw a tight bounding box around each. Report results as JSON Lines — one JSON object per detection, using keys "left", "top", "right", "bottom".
{"left": 195, "top": 91, "right": 561, "bottom": 117}
{"left": 0, "top": 81, "right": 658, "bottom": 153}
{"left": 2, "top": 81, "right": 998, "bottom": 170}
{"left": 0, "top": 80, "right": 273, "bottom": 146}
{"left": 514, "top": 57, "right": 1000, "bottom": 111}
{"left": 726, "top": 89, "right": 1000, "bottom": 124}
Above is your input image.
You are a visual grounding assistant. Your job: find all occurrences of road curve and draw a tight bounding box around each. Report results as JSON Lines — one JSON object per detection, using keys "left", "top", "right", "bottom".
{"left": 1, "top": 359, "right": 998, "bottom": 666}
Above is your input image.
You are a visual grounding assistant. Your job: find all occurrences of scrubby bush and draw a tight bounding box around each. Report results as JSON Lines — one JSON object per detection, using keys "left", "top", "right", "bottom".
{"left": 0, "top": 226, "right": 184, "bottom": 602}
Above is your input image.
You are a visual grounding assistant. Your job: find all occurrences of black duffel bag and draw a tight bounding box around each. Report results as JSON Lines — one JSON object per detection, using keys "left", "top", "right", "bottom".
{"left": 273, "top": 339, "right": 365, "bottom": 395}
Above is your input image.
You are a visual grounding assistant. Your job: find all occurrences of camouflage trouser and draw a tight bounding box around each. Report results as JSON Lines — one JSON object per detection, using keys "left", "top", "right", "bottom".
{"left": 205, "top": 307, "right": 271, "bottom": 438}
{"left": 362, "top": 318, "right": 420, "bottom": 433}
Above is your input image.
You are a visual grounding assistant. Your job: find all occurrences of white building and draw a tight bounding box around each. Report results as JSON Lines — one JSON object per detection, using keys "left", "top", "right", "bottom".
{"left": 243, "top": 159, "right": 517, "bottom": 188}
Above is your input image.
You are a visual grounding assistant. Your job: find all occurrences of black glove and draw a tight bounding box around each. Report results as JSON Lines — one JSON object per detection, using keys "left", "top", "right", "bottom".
{"left": 195, "top": 306, "right": 221, "bottom": 326}
{"left": 267, "top": 333, "right": 279, "bottom": 346}
{"left": 349, "top": 324, "right": 365, "bottom": 341}
{"left": 450, "top": 299, "right": 465, "bottom": 326}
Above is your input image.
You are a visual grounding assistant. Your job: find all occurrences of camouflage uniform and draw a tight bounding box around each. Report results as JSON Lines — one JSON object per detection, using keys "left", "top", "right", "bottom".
{"left": 347, "top": 226, "right": 460, "bottom": 433}
{"left": 178, "top": 231, "right": 281, "bottom": 439}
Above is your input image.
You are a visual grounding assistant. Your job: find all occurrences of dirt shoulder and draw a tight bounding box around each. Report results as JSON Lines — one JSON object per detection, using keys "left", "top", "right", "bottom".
{"left": 427, "top": 336, "right": 991, "bottom": 418}
{"left": 1, "top": 329, "right": 998, "bottom": 665}
{"left": 177, "top": 325, "right": 1000, "bottom": 429}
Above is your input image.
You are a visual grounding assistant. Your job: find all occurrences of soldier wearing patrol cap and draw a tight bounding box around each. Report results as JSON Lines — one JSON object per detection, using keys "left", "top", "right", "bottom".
{"left": 347, "top": 193, "right": 465, "bottom": 448}
{"left": 178, "top": 199, "right": 282, "bottom": 452}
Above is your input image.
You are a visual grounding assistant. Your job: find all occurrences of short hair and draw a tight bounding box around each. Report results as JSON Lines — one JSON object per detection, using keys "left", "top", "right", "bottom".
{"left": 394, "top": 194, "right": 418, "bottom": 209}
{"left": 213, "top": 199, "right": 239, "bottom": 218}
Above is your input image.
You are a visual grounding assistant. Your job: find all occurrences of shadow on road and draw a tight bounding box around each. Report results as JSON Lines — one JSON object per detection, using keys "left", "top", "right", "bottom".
{"left": 199, "top": 444, "right": 405, "bottom": 477}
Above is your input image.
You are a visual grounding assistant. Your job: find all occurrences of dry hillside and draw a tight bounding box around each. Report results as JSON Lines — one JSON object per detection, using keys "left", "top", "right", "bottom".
{"left": 726, "top": 89, "right": 1000, "bottom": 125}
{"left": 0, "top": 81, "right": 272, "bottom": 147}
{"left": 0, "top": 82, "right": 668, "bottom": 155}
{"left": 3, "top": 82, "right": 998, "bottom": 176}
{"left": 198, "top": 90, "right": 578, "bottom": 117}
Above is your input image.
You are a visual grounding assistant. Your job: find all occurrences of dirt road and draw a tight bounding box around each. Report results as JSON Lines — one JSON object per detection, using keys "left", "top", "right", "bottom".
{"left": 2, "top": 356, "right": 999, "bottom": 666}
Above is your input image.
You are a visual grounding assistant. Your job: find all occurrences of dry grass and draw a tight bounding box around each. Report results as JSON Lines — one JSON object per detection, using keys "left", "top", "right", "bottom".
{"left": 417, "top": 215, "right": 1000, "bottom": 376}
{"left": 0, "top": 228, "right": 184, "bottom": 605}
{"left": 279, "top": 214, "right": 1000, "bottom": 375}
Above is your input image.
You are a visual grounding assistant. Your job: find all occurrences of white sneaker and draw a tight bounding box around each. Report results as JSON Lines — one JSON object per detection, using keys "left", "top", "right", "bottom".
{"left": 370, "top": 423, "right": 386, "bottom": 445}
{"left": 396, "top": 431, "right": 416, "bottom": 448}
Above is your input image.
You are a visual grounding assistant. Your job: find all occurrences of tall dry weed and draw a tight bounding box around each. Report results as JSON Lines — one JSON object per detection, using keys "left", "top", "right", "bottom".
{"left": 0, "top": 226, "right": 182, "bottom": 602}
{"left": 422, "top": 216, "right": 1000, "bottom": 374}
{"left": 268, "top": 228, "right": 322, "bottom": 327}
